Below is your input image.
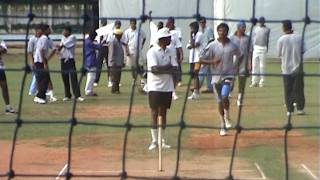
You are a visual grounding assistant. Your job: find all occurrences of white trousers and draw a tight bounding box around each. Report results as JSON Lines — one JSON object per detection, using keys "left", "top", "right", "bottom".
{"left": 251, "top": 45, "right": 267, "bottom": 85}
{"left": 85, "top": 67, "right": 97, "bottom": 95}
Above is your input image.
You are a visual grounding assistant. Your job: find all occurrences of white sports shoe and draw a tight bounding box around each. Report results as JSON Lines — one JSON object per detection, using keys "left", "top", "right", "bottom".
{"left": 224, "top": 119, "right": 232, "bottom": 129}
{"left": 63, "top": 97, "right": 70, "bottom": 101}
{"left": 172, "top": 92, "right": 179, "bottom": 100}
{"left": 188, "top": 93, "right": 200, "bottom": 100}
{"left": 5, "top": 106, "right": 16, "bottom": 114}
{"left": 49, "top": 96, "right": 58, "bottom": 102}
{"left": 148, "top": 142, "right": 157, "bottom": 150}
{"left": 162, "top": 142, "right": 171, "bottom": 149}
{"left": 108, "top": 81, "right": 113, "bottom": 87}
{"left": 296, "top": 110, "right": 305, "bottom": 115}
{"left": 219, "top": 128, "right": 227, "bottom": 136}
{"left": 76, "top": 97, "right": 85, "bottom": 102}
{"left": 34, "top": 97, "right": 46, "bottom": 104}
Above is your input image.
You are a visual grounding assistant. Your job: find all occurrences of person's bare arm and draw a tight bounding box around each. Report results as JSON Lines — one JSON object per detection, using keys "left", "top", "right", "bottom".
{"left": 176, "top": 47, "right": 183, "bottom": 63}
{"left": 47, "top": 49, "right": 57, "bottom": 60}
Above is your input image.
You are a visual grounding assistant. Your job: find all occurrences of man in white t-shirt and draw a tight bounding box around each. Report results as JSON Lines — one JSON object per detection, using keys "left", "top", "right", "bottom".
{"left": 27, "top": 25, "right": 42, "bottom": 96}
{"left": 33, "top": 24, "right": 53, "bottom": 104}
{"left": 187, "top": 21, "right": 205, "bottom": 100}
{"left": 57, "top": 26, "right": 84, "bottom": 102}
{"left": 277, "top": 20, "right": 305, "bottom": 115}
{"left": 200, "top": 23, "right": 240, "bottom": 136}
{"left": 166, "top": 17, "right": 183, "bottom": 87}
{"left": 0, "top": 39, "right": 16, "bottom": 114}
{"left": 94, "top": 20, "right": 110, "bottom": 87}
{"left": 146, "top": 28, "right": 178, "bottom": 150}
{"left": 124, "top": 18, "right": 147, "bottom": 92}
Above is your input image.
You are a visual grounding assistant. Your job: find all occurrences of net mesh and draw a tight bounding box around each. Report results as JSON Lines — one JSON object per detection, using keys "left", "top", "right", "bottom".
{"left": 0, "top": 0, "right": 319, "bottom": 179}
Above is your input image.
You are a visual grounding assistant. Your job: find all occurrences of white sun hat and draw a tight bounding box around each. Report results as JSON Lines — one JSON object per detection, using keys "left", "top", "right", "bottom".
{"left": 157, "top": 27, "right": 171, "bottom": 40}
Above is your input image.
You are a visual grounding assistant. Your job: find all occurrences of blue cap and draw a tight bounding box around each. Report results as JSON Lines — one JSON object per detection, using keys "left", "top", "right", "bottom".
{"left": 259, "top": 16, "right": 265, "bottom": 23}
{"left": 236, "top": 20, "right": 246, "bottom": 28}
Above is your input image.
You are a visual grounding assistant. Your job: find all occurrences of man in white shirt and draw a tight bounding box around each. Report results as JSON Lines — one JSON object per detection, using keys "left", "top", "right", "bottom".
{"left": 187, "top": 21, "right": 205, "bottom": 100}
{"left": 200, "top": 23, "right": 240, "bottom": 136}
{"left": 58, "top": 26, "right": 84, "bottom": 102}
{"left": 0, "top": 39, "right": 16, "bottom": 114}
{"left": 166, "top": 17, "right": 183, "bottom": 87}
{"left": 124, "top": 18, "right": 147, "bottom": 92}
{"left": 27, "top": 25, "right": 41, "bottom": 96}
{"left": 250, "top": 16, "right": 270, "bottom": 88}
{"left": 277, "top": 20, "right": 305, "bottom": 115}
{"left": 94, "top": 20, "right": 109, "bottom": 87}
{"left": 146, "top": 28, "right": 178, "bottom": 150}
{"left": 33, "top": 24, "right": 51, "bottom": 104}
{"left": 198, "top": 16, "right": 215, "bottom": 93}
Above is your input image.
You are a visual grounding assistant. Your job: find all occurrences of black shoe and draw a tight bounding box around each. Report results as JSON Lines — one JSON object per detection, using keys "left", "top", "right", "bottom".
{"left": 86, "top": 92, "right": 98, "bottom": 96}
{"left": 201, "top": 89, "right": 213, "bottom": 93}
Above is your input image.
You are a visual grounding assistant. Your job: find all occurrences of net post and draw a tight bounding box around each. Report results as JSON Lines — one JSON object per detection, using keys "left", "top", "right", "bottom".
{"left": 158, "top": 116, "right": 163, "bottom": 172}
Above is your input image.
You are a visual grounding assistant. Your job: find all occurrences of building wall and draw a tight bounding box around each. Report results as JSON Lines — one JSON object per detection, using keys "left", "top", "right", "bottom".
{"left": 0, "top": 1, "right": 98, "bottom": 34}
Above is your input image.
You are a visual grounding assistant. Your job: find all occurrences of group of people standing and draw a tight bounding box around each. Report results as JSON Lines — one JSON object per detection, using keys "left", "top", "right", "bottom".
{"left": 28, "top": 24, "right": 83, "bottom": 104}
{"left": 0, "top": 16, "right": 306, "bottom": 150}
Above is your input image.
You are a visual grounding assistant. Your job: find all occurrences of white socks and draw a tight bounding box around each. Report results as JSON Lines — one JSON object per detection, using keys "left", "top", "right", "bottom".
{"left": 151, "top": 129, "right": 168, "bottom": 143}
{"left": 151, "top": 129, "right": 157, "bottom": 143}
{"left": 224, "top": 109, "right": 230, "bottom": 120}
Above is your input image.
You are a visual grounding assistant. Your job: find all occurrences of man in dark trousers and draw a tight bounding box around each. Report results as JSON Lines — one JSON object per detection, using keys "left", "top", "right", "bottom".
{"left": 58, "top": 26, "right": 84, "bottom": 102}
{"left": 277, "top": 20, "right": 305, "bottom": 115}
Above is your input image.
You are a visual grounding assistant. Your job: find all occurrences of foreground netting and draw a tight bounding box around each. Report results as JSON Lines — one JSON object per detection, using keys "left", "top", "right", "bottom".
{"left": 0, "top": 0, "right": 319, "bottom": 179}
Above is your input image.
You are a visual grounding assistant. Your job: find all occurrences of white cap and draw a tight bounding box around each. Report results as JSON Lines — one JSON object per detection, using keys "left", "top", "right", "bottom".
{"left": 157, "top": 27, "right": 171, "bottom": 40}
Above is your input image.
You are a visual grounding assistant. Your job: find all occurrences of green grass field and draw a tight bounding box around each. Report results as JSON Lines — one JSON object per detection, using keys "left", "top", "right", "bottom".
{"left": 0, "top": 48, "right": 319, "bottom": 180}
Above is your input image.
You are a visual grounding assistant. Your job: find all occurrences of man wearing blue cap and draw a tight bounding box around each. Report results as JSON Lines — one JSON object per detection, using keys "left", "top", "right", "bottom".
{"left": 230, "top": 20, "right": 251, "bottom": 106}
{"left": 250, "top": 16, "right": 270, "bottom": 88}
